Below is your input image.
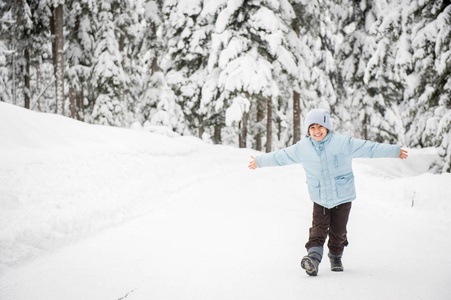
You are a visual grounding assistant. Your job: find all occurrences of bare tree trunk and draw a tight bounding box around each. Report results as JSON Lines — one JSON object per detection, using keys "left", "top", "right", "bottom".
{"left": 53, "top": 4, "right": 65, "bottom": 114}
{"left": 69, "top": 86, "right": 76, "bottom": 118}
{"left": 213, "top": 125, "right": 222, "bottom": 144}
{"left": 50, "top": 10, "right": 56, "bottom": 69}
{"left": 12, "top": 0, "right": 17, "bottom": 105}
{"left": 151, "top": 57, "right": 159, "bottom": 75}
{"left": 239, "top": 112, "right": 248, "bottom": 148}
{"left": 24, "top": 48, "right": 30, "bottom": 109}
{"left": 119, "top": 7, "right": 125, "bottom": 104}
{"left": 277, "top": 98, "right": 282, "bottom": 141}
{"left": 150, "top": 24, "right": 159, "bottom": 75}
{"left": 12, "top": 51, "right": 16, "bottom": 105}
{"left": 362, "top": 112, "right": 368, "bottom": 140}
{"left": 293, "top": 90, "right": 301, "bottom": 143}
{"left": 198, "top": 115, "right": 204, "bottom": 138}
{"left": 76, "top": 92, "right": 82, "bottom": 120}
{"left": 291, "top": 18, "right": 302, "bottom": 144}
{"left": 36, "top": 58, "right": 41, "bottom": 111}
{"left": 255, "top": 98, "right": 265, "bottom": 151}
{"left": 69, "top": 14, "right": 80, "bottom": 119}
{"left": 266, "top": 98, "right": 272, "bottom": 153}
{"left": 77, "top": 87, "right": 85, "bottom": 121}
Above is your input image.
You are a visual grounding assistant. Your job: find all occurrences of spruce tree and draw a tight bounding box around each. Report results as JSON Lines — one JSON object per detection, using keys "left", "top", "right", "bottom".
{"left": 208, "top": 0, "right": 299, "bottom": 148}
{"left": 66, "top": 0, "right": 96, "bottom": 120}
{"left": 138, "top": 0, "right": 187, "bottom": 134}
{"left": 90, "top": 0, "right": 126, "bottom": 126}
{"left": 291, "top": 0, "right": 338, "bottom": 135}
{"left": 159, "top": 0, "right": 213, "bottom": 138}
{"left": 407, "top": 1, "right": 451, "bottom": 172}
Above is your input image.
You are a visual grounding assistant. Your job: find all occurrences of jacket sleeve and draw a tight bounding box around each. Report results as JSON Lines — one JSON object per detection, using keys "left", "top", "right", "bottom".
{"left": 255, "top": 142, "right": 302, "bottom": 168}
{"left": 350, "top": 137, "right": 401, "bottom": 158}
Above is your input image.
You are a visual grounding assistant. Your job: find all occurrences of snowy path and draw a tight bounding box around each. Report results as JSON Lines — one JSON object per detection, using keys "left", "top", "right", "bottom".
{"left": 1, "top": 159, "right": 451, "bottom": 299}
{"left": 1, "top": 103, "right": 450, "bottom": 299}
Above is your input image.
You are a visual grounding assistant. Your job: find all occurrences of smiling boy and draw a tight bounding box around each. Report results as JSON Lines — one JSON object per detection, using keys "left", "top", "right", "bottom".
{"left": 248, "top": 109, "right": 408, "bottom": 276}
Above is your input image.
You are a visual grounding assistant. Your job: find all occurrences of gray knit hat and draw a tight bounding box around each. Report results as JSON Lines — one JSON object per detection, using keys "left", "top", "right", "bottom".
{"left": 305, "top": 109, "right": 332, "bottom": 134}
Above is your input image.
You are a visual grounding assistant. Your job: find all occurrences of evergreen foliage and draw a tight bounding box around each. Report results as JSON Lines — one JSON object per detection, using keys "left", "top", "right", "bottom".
{"left": 1, "top": 0, "right": 450, "bottom": 172}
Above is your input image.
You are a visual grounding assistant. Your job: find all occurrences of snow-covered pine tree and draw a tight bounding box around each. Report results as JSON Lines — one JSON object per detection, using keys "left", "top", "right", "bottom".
{"left": 328, "top": 0, "right": 370, "bottom": 138}
{"left": 27, "top": 0, "right": 53, "bottom": 113}
{"left": 114, "top": 0, "right": 159, "bottom": 126}
{"left": 159, "top": 0, "right": 214, "bottom": 138}
{"left": 66, "top": 0, "right": 98, "bottom": 120}
{"left": 291, "top": 0, "right": 338, "bottom": 136}
{"left": 90, "top": 0, "right": 126, "bottom": 126}
{"left": 271, "top": 0, "right": 306, "bottom": 147}
{"left": 404, "top": 1, "right": 451, "bottom": 172}
{"left": 49, "top": 1, "right": 66, "bottom": 115}
{"left": 357, "top": 0, "right": 414, "bottom": 144}
{"left": 197, "top": 0, "right": 230, "bottom": 144}
{"left": 435, "top": 24, "right": 451, "bottom": 172}
{"left": 134, "top": 0, "right": 186, "bottom": 134}
{"left": 0, "top": 40, "right": 11, "bottom": 103}
{"left": 0, "top": 1, "right": 20, "bottom": 105}
{"left": 0, "top": 0, "right": 53, "bottom": 111}
{"left": 207, "top": 0, "right": 299, "bottom": 149}
{"left": 286, "top": 3, "right": 312, "bottom": 143}
{"left": 0, "top": 0, "right": 33, "bottom": 108}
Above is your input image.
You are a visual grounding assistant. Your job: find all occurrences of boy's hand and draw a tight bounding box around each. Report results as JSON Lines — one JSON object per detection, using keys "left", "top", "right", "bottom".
{"left": 399, "top": 146, "right": 408, "bottom": 159}
{"left": 248, "top": 156, "right": 258, "bottom": 169}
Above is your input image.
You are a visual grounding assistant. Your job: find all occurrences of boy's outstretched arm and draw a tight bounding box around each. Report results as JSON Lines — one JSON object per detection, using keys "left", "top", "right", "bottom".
{"left": 399, "top": 147, "right": 408, "bottom": 159}
{"left": 248, "top": 156, "right": 257, "bottom": 169}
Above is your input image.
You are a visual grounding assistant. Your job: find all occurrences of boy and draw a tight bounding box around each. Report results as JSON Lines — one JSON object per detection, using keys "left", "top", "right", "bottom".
{"left": 248, "top": 109, "right": 408, "bottom": 276}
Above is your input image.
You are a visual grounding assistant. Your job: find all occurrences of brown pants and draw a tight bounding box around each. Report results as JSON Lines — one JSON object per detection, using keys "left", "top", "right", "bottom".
{"left": 305, "top": 202, "right": 352, "bottom": 256}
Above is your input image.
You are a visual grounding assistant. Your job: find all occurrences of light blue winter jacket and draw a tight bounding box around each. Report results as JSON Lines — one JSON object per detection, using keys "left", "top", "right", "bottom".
{"left": 255, "top": 133, "right": 401, "bottom": 208}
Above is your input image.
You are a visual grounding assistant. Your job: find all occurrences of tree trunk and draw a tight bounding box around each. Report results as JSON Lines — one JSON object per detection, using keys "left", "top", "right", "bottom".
{"left": 150, "top": 24, "right": 159, "bottom": 75}
{"left": 119, "top": 7, "right": 125, "bottom": 104}
{"left": 69, "top": 86, "right": 76, "bottom": 118}
{"left": 11, "top": 0, "right": 17, "bottom": 105}
{"left": 24, "top": 48, "right": 30, "bottom": 109}
{"left": 239, "top": 112, "right": 248, "bottom": 148}
{"left": 50, "top": 11, "right": 56, "bottom": 71}
{"left": 12, "top": 51, "right": 16, "bottom": 105}
{"left": 213, "top": 125, "right": 222, "bottom": 144}
{"left": 255, "top": 98, "right": 265, "bottom": 151}
{"left": 198, "top": 115, "right": 204, "bottom": 138}
{"left": 266, "top": 98, "right": 272, "bottom": 153}
{"left": 36, "top": 58, "right": 41, "bottom": 111}
{"left": 277, "top": 98, "right": 282, "bottom": 141}
{"left": 293, "top": 90, "right": 301, "bottom": 143}
{"left": 77, "top": 87, "right": 85, "bottom": 121}
{"left": 291, "top": 19, "right": 302, "bottom": 144}
{"left": 362, "top": 112, "right": 368, "bottom": 140}
{"left": 53, "top": 4, "right": 65, "bottom": 114}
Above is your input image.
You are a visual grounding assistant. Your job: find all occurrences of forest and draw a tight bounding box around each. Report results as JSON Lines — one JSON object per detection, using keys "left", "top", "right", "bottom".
{"left": 0, "top": 0, "right": 450, "bottom": 172}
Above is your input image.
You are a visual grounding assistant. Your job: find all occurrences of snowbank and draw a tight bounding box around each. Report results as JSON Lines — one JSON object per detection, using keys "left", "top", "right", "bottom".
{"left": 0, "top": 102, "right": 252, "bottom": 272}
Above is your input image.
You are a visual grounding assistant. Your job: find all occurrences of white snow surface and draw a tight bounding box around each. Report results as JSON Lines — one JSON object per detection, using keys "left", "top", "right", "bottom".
{"left": 0, "top": 102, "right": 450, "bottom": 299}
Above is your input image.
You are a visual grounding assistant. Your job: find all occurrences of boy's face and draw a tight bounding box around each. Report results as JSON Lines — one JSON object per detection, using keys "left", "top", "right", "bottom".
{"left": 309, "top": 124, "right": 328, "bottom": 142}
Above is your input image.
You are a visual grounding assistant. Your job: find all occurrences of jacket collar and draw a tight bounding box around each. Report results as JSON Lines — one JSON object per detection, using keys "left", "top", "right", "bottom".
{"left": 309, "top": 132, "right": 332, "bottom": 146}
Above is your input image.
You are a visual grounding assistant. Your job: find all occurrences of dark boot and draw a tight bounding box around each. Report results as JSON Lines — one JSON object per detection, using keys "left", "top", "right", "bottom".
{"left": 328, "top": 253, "right": 344, "bottom": 272}
{"left": 301, "top": 252, "right": 321, "bottom": 276}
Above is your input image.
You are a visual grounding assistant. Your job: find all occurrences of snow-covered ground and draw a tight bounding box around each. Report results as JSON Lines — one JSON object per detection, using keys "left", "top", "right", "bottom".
{"left": 0, "top": 102, "right": 450, "bottom": 300}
